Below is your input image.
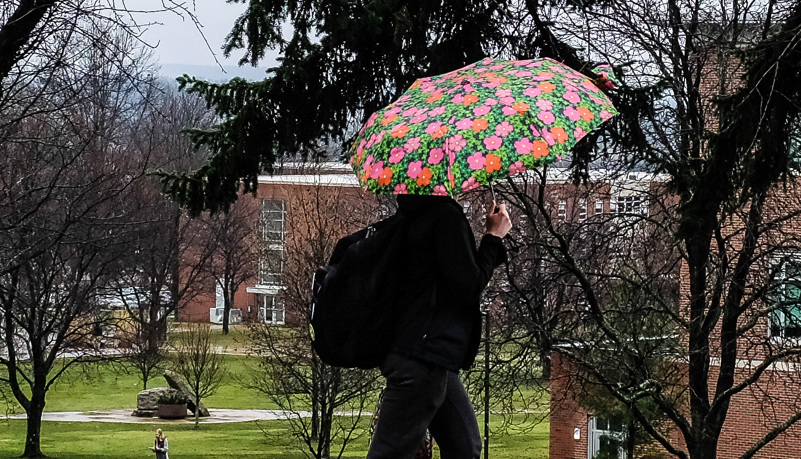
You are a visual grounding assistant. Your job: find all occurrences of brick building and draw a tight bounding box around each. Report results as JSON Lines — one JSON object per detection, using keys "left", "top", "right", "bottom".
{"left": 548, "top": 177, "right": 801, "bottom": 459}
{"left": 177, "top": 162, "right": 381, "bottom": 326}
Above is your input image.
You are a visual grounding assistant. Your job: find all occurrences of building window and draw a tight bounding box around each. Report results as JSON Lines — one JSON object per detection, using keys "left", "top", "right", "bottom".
{"left": 588, "top": 417, "right": 626, "bottom": 459}
{"left": 259, "top": 199, "right": 286, "bottom": 286}
{"left": 259, "top": 248, "right": 284, "bottom": 285}
{"left": 260, "top": 199, "right": 286, "bottom": 242}
{"left": 615, "top": 195, "right": 645, "bottom": 216}
{"left": 557, "top": 200, "right": 567, "bottom": 221}
{"left": 257, "top": 294, "right": 285, "bottom": 325}
{"left": 578, "top": 198, "right": 587, "bottom": 221}
{"left": 770, "top": 255, "right": 801, "bottom": 340}
{"left": 595, "top": 199, "right": 604, "bottom": 215}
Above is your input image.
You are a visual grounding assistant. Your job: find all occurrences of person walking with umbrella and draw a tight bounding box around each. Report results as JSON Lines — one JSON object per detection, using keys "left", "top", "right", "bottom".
{"left": 366, "top": 194, "right": 511, "bottom": 459}
{"left": 354, "top": 57, "right": 618, "bottom": 458}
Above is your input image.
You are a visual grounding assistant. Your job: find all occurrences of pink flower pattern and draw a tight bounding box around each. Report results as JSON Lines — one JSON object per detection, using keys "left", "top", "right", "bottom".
{"left": 404, "top": 137, "right": 421, "bottom": 153}
{"left": 428, "top": 148, "right": 444, "bottom": 165}
{"left": 455, "top": 118, "right": 473, "bottom": 130}
{"left": 537, "top": 111, "right": 556, "bottom": 124}
{"left": 574, "top": 127, "right": 587, "bottom": 142}
{"left": 429, "top": 106, "right": 448, "bottom": 116}
{"left": 563, "top": 106, "right": 581, "bottom": 122}
{"left": 495, "top": 121, "right": 514, "bottom": 137}
{"left": 542, "top": 129, "right": 555, "bottom": 146}
{"left": 536, "top": 99, "right": 553, "bottom": 111}
{"left": 425, "top": 122, "right": 443, "bottom": 135}
{"left": 433, "top": 185, "right": 448, "bottom": 196}
{"left": 509, "top": 161, "right": 527, "bottom": 175}
{"left": 483, "top": 135, "right": 503, "bottom": 150}
{"left": 514, "top": 138, "right": 533, "bottom": 155}
{"left": 407, "top": 161, "right": 423, "bottom": 178}
{"left": 523, "top": 87, "right": 542, "bottom": 97}
{"left": 473, "top": 105, "right": 491, "bottom": 116}
{"left": 370, "top": 161, "right": 384, "bottom": 179}
{"left": 563, "top": 91, "right": 581, "bottom": 104}
{"left": 409, "top": 112, "right": 428, "bottom": 124}
{"left": 502, "top": 106, "right": 518, "bottom": 116}
{"left": 462, "top": 176, "right": 479, "bottom": 191}
{"left": 351, "top": 57, "right": 617, "bottom": 195}
{"left": 444, "top": 134, "right": 467, "bottom": 152}
{"left": 389, "top": 147, "right": 406, "bottom": 164}
{"left": 468, "top": 152, "right": 486, "bottom": 170}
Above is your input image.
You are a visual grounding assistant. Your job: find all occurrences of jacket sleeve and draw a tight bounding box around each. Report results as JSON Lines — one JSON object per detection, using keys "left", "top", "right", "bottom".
{"left": 434, "top": 204, "right": 507, "bottom": 301}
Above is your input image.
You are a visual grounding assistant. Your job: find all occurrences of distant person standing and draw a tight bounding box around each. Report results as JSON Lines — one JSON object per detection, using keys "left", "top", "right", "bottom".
{"left": 150, "top": 428, "right": 169, "bottom": 459}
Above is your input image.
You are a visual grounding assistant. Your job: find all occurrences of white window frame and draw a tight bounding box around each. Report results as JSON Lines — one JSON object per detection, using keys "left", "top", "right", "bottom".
{"left": 257, "top": 294, "right": 285, "bottom": 325}
{"left": 259, "top": 247, "right": 284, "bottom": 286}
{"left": 557, "top": 200, "right": 567, "bottom": 221}
{"left": 578, "top": 198, "right": 587, "bottom": 221}
{"left": 770, "top": 253, "right": 801, "bottom": 341}
{"left": 259, "top": 199, "right": 286, "bottom": 286}
{"left": 260, "top": 199, "right": 286, "bottom": 242}
{"left": 595, "top": 199, "right": 604, "bottom": 215}
{"left": 588, "top": 417, "right": 626, "bottom": 459}
{"left": 615, "top": 195, "right": 645, "bottom": 216}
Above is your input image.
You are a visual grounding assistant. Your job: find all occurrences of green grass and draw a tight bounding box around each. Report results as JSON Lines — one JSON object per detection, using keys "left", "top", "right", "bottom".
{"left": 39, "top": 354, "right": 278, "bottom": 412}
{"left": 0, "top": 326, "right": 550, "bottom": 458}
{"left": 0, "top": 420, "right": 302, "bottom": 458}
{"left": 169, "top": 324, "right": 253, "bottom": 354}
{"left": 0, "top": 415, "right": 548, "bottom": 459}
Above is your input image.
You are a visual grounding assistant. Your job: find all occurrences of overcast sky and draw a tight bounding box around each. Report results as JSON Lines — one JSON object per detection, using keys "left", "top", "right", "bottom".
{"left": 137, "top": 1, "right": 279, "bottom": 81}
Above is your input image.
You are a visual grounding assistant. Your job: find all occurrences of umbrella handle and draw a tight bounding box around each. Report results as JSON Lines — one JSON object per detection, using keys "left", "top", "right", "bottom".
{"left": 490, "top": 182, "right": 497, "bottom": 207}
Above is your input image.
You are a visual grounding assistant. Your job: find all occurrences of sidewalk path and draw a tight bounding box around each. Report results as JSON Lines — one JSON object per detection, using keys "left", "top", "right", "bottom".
{"left": 5, "top": 409, "right": 312, "bottom": 424}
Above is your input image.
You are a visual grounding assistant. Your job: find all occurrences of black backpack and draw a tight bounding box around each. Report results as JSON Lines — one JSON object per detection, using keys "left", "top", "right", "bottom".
{"left": 310, "top": 213, "right": 408, "bottom": 369}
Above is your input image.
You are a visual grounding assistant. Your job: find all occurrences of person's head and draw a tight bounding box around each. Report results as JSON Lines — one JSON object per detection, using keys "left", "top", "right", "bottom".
{"left": 155, "top": 428, "right": 164, "bottom": 440}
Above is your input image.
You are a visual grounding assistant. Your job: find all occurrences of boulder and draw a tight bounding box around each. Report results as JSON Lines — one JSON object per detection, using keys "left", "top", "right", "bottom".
{"left": 132, "top": 387, "right": 171, "bottom": 417}
{"left": 163, "top": 370, "right": 210, "bottom": 417}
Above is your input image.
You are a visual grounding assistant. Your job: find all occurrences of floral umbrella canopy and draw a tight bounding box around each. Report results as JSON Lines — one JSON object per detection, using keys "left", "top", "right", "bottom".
{"left": 349, "top": 57, "right": 618, "bottom": 196}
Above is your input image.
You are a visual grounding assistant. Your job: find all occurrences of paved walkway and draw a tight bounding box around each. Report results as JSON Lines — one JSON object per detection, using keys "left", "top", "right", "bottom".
{"left": 5, "top": 409, "right": 309, "bottom": 424}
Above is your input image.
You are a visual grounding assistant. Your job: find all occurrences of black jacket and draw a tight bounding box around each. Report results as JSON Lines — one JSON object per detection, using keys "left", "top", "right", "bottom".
{"left": 391, "top": 195, "right": 507, "bottom": 370}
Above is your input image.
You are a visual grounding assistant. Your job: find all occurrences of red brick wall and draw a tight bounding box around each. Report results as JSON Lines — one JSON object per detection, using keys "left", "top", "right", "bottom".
{"left": 550, "top": 352, "right": 801, "bottom": 458}
{"left": 178, "top": 171, "right": 374, "bottom": 324}
{"left": 550, "top": 353, "right": 591, "bottom": 459}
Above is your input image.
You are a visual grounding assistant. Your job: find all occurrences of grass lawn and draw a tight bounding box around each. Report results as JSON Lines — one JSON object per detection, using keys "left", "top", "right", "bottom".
{"left": 40, "top": 354, "right": 277, "bottom": 412}
{"left": 0, "top": 416, "right": 548, "bottom": 459}
{"left": 0, "top": 326, "right": 549, "bottom": 457}
{"left": 0, "top": 420, "right": 301, "bottom": 458}
{"left": 169, "top": 323, "right": 253, "bottom": 354}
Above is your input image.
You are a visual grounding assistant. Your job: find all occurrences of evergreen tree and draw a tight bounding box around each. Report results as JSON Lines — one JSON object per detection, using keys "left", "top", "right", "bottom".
{"left": 156, "top": 0, "right": 647, "bottom": 215}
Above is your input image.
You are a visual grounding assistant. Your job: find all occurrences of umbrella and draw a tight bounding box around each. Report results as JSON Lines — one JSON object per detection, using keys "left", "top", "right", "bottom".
{"left": 349, "top": 57, "right": 618, "bottom": 196}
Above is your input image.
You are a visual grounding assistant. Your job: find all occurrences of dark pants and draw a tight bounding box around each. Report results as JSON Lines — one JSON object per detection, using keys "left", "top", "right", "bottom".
{"left": 367, "top": 353, "right": 482, "bottom": 459}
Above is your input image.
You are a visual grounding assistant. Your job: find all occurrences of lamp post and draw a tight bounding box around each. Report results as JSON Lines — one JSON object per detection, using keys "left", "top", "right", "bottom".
{"left": 484, "top": 309, "right": 490, "bottom": 459}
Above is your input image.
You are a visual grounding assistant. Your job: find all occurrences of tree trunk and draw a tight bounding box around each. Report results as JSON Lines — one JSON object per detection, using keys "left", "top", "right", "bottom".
{"left": 321, "top": 407, "right": 332, "bottom": 459}
{"left": 194, "top": 396, "right": 201, "bottom": 429}
{"left": 222, "top": 288, "right": 230, "bottom": 335}
{"left": 688, "top": 438, "right": 718, "bottom": 459}
{"left": 170, "top": 205, "right": 181, "bottom": 322}
{"left": 22, "top": 393, "right": 45, "bottom": 458}
{"left": 626, "top": 421, "right": 636, "bottom": 459}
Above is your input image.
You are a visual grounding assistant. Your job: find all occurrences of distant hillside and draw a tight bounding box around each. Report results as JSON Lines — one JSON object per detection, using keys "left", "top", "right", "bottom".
{"left": 158, "top": 63, "right": 268, "bottom": 82}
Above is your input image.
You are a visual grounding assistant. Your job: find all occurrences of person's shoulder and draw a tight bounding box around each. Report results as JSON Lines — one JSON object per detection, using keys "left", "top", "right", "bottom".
{"left": 432, "top": 200, "right": 466, "bottom": 221}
